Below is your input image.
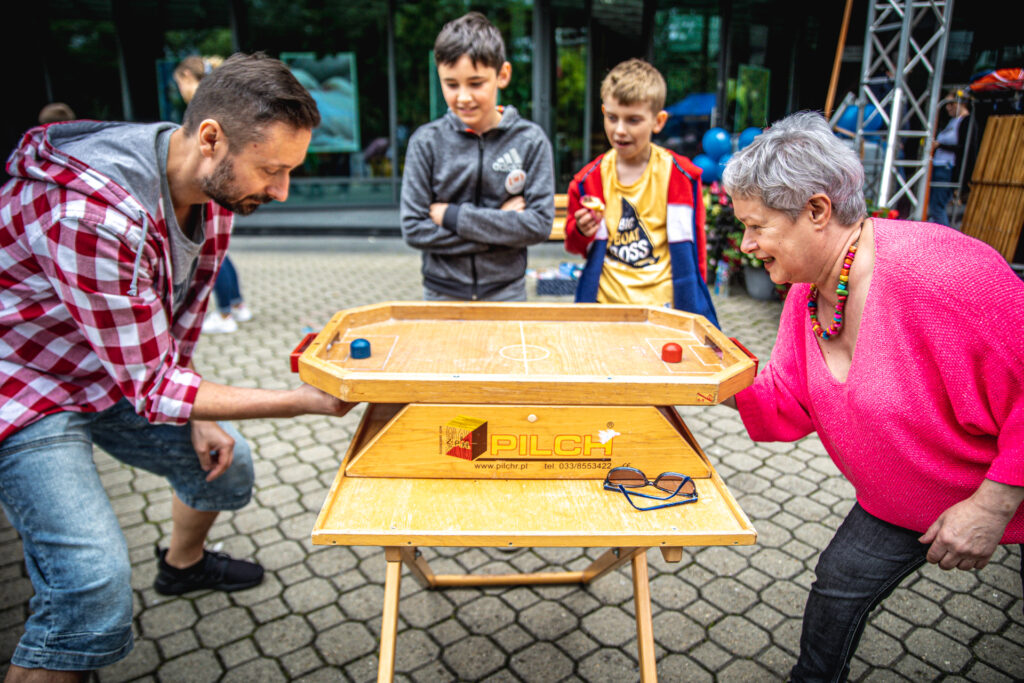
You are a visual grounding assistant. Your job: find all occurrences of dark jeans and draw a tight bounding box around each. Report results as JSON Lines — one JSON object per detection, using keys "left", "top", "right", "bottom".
{"left": 791, "top": 503, "right": 1024, "bottom": 682}
{"left": 213, "top": 255, "right": 242, "bottom": 314}
{"left": 928, "top": 164, "right": 954, "bottom": 227}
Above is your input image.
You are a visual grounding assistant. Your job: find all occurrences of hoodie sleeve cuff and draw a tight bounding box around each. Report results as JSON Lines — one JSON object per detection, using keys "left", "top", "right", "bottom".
{"left": 443, "top": 204, "right": 461, "bottom": 232}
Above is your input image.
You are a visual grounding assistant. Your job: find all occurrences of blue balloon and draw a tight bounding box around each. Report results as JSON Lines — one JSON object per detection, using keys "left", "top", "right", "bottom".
{"left": 862, "top": 104, "right": 884, "bottom": 131}
{"left": 836, "top": 104, "right": 858, "bottom": 133}
{"left": 701, "top": 127, "right": 732, "bottom": 162}
{"left": 836, "top": 104, "right": 885, "bottom": 133}
{"left": 717, "top": 153, "right": 732, "bottom": 179}
{"left": 738, "top": 127, "right": 761, "bottom": 149}
{"left": 693, "top": 153, "right": 719, "bottom": 183}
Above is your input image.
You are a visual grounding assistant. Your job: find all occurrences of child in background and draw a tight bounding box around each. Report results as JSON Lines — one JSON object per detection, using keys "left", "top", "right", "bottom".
{"left": 564, "top": 59, "right": 718, "bottom": 327}
{"left": 173, "top": 55, "right": 253, "bottom": 334}
{"left": 400, "top": 11, "right": 555, "bottom": 301}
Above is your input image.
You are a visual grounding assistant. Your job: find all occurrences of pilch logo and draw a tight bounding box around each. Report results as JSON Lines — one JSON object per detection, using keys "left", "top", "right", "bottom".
{"left": 440, "top": 416, "right": 620, "bottom": 460}
{"left": 441, "top": 416, "right": 488, "bottom": 461}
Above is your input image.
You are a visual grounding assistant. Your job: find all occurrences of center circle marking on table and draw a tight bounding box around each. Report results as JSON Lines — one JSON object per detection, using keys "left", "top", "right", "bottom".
{"left": 499, "top": 344, "right": 551, "bottom": 362}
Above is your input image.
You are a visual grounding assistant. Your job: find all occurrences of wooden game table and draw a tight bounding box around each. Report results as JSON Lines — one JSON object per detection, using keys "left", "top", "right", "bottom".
{"left": 296, "top": 302, "right": 758, "bottom": 682}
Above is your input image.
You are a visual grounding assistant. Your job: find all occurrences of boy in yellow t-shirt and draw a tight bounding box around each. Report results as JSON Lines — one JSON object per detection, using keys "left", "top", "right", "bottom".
{"left": 564, "top": 59, "right": 717, "bottom": 327}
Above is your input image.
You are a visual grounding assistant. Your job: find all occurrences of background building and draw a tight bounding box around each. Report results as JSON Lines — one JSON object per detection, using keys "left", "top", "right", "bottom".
{"left": 4, "top": 0, "right": 1021, "bottom": 217}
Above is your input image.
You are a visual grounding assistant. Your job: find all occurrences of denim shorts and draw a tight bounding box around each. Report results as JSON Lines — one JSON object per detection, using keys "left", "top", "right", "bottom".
{"left": 0, "top": 400, "right": 254, "bottom": 671}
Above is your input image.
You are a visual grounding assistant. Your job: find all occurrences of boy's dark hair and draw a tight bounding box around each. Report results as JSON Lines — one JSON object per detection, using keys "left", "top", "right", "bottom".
{"left": 600, "top": 58, "right": 667, "bottom": 113}
{"left": 434, "top": 11, "right": 506, "bottom": 71}
{"left": 182, "top": 52, "right": 320, "bottom": 150}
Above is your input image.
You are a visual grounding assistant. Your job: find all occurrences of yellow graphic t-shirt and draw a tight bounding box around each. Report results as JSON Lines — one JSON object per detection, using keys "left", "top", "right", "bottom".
{"left": 596, "top": 147, "right": 673, "bottom": 307}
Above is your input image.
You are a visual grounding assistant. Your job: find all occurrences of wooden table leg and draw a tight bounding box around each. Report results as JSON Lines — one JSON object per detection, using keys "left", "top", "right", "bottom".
{"left": 631, "top": 551, "right": 657, "bottom": 682}
{"left": 378, "top": 548, "right": 404, "bottom": 682}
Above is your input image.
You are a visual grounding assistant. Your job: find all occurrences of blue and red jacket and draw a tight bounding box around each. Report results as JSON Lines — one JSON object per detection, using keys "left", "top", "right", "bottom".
{"left": 564, "top": 150, "right": 718, "bottom": 328}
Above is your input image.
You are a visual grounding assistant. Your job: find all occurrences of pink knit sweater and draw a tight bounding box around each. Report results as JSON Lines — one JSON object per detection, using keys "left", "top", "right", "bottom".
{"left": 736, "top": 219, "right": 1024, "bottom": 541}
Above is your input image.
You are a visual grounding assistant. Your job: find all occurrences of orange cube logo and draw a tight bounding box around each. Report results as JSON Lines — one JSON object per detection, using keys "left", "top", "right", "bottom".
{"left": 443, "top": 416, "right": 488, "bottom": 460}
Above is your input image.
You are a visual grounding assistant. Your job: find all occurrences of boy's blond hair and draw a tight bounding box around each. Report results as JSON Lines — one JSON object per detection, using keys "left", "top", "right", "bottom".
{"left": 600, "top": 59, "right": 666, "bottom": 113}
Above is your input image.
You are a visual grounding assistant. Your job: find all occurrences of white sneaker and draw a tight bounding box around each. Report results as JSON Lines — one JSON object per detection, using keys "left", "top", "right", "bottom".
{"left": 202, "top": 312, "right": 238, "bottom": 334}
{"left": 231, "top": 303, "right": 253, "bottom": 322}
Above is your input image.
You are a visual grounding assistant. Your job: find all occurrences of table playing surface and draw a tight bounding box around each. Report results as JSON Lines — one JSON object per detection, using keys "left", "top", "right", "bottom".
{"left": 298, "top": 302, "right": 754, "bottom": 405}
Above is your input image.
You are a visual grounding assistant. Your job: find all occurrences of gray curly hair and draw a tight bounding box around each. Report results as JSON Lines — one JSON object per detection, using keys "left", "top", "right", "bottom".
{"left": 722, "top": 111, "right": 867, "bottom": 226}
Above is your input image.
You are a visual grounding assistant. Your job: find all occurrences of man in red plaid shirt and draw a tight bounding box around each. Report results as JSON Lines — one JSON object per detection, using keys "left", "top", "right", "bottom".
{"left": 0, "top": 53, "right": 354, "bottom": 680}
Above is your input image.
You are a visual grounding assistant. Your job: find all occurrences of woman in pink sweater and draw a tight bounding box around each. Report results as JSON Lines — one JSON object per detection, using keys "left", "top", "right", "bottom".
{"left": 721, "top": 111, "right": 1024, "bottom": 681}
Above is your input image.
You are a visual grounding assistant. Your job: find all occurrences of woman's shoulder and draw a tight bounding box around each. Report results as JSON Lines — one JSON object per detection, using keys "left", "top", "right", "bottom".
{"left": 874, "top": 219, "right": 1008, "bottom": 273}
{"left": 872, "top": 218, "right": 1023, "bottom": 308}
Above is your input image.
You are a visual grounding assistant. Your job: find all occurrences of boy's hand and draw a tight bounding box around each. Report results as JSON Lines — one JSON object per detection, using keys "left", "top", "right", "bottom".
{"left": 501, "top": 195, "right": 526, "bottom": 212}
{"left": 429, "top": 202, "right": 449, "bottom": 226}
{"left": 573, "top": 207, "right": 600, "bottom": 238}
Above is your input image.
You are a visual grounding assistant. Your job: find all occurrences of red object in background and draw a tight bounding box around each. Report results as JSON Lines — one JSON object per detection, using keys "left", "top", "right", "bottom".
{"left": 729, "top": 337, "right": 759, "bottom": 375}
{"left": 290, "top": 332, "right": 318, "bottom": 373}
{"left": 970, "top": 68, "right": 1024, "bottom": 92}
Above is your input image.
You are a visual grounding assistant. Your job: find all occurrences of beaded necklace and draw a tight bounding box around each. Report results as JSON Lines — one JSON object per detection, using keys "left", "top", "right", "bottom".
{"left": 807, "top": 235, "right": 860, "bottom": 340}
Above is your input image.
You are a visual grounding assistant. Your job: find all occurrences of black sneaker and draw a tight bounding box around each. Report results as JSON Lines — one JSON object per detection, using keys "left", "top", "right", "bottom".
{"left": 154, "top": 546, "right": 264, "bottom": 595}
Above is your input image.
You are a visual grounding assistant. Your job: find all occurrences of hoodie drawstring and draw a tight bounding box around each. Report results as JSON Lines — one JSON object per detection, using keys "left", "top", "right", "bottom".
{"left": 127, "top": 210, "right": 150, "bottom": 297}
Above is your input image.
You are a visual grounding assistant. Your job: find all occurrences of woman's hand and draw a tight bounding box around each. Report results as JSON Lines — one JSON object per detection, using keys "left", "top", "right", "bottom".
{"left": 190, "top": 419, "right": 235, "bottom": 482}
{"left": 919, "top": 479, "right": 1024, "bottom": 570}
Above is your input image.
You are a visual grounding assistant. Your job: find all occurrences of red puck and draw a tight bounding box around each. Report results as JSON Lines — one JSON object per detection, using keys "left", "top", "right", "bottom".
{"left": 661, "top": 342, "right": 683, "bottom": 363}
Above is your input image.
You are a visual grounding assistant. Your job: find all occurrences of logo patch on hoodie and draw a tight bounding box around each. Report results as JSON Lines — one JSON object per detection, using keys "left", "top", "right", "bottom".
{"left": 607, "top": 197, "right": 660, "bottom": 268}
{"left": 492, "top": 149, "right": 523, "bottom": 173}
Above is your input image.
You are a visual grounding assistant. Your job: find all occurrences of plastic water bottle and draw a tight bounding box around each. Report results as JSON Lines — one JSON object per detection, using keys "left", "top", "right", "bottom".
{"left": 714, "top": 261, "right": 730, "bottom": 296}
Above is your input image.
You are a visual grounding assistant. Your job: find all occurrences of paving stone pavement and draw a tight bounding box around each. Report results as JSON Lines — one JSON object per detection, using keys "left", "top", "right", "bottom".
{"left": 1, "top": 235, "right": 1022, "bottom": 682}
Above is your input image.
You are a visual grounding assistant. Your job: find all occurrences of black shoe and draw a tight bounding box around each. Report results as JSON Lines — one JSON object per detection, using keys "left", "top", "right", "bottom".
{"left": 154, "top": 546, "right": 264, "bottom": 595}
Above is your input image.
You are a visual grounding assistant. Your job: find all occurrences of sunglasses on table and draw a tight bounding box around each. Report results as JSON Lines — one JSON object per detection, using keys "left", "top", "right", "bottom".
{"left": 602, "top": 467, "right": 698, "bottom": 511}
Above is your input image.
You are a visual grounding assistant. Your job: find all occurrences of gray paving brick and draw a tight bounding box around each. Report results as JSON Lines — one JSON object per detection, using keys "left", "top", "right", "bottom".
{"left": 457, "top": 595, "right": 515, "bottom": 635}
{"left": 139, "top": 600, "right": 198, "bottom": 639}
{"left": 510, "top": 642, "right": 574, "bottom": 682}
{"left": 156, "top": 629, "right": 199, "bottom": 659}
{"left": 410, "top": 660, "right": 455, "bottom": 682}
{"left": 255, "top": 615, "right": 314, "bottom": 657}
{"left": 652, "top": 610, "right": 706, "bottom": 652}
{"left": 580, "top": 606, "right": 634, "bottom": 648}
{"left": 430, "top": 618, "right": 469, "bottom": 646}
{"left": 520, "top": 601, "right": 578, "bottom": 641}
{"left": 99, "top": 640, "right": 160, "bottom": 682}
{"left": 314, "top": 621, "right": 377, "bottom": 666}
{"left": 219, "top": 638, "right": 260, "bottom": 668}
{"left": 251, "top": 596, "right": 292, "bottom": 625}
{"left": 442, "top": 635, "right": 505, "bottom": 680}
{"left": 392, "top": 629, "right": 439, "bottom": 673}
{"left": 158, "top": 649, "right": 223, "bottom": 683}
{"left": 193, "top": 605, "right": 252, "bottom": 648}
{"left": 701, "top": 577, "right": 758, "bottom": 613}
{"left": 657, "top": 653, "right": 713, "bottom": 682}
{"left": 577, "top": 649, "right": 638, "bottom": 681}
{"left": 223, "top": 659, "right": 288, "bottom": 682}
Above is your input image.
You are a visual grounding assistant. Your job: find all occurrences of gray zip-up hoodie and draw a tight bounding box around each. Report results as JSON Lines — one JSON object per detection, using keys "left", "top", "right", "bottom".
{"left": 400, "top": 106, "right": 555, "bottom": 300}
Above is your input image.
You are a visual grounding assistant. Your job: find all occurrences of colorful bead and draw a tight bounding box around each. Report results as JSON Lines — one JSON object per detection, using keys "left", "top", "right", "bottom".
{"left": 808, "top": 234, "right": 861, "bottom": 341}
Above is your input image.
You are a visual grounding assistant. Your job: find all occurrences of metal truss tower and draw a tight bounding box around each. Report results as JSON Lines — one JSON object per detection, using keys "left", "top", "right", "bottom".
{"left": 854, "top": 0, "right": 955, "bottom": 218}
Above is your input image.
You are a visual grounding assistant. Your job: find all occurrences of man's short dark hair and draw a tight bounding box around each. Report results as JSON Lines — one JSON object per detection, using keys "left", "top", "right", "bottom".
{"left": 182, "top": 52, "right": 320, "bottom": 150}
{"left": 433, "top": 11, "right": 506, "bottom": 71}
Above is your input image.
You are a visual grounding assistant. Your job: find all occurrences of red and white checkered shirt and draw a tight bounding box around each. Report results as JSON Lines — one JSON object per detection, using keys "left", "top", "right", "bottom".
{"left": 0, "top": 123, "right": 233, "bottom": 442}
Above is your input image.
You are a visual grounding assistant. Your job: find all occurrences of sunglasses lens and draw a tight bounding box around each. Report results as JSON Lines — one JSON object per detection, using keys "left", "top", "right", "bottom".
{"left": 608, "top": 469, "right": 645, "bottom": 488}
{"left": 655, "top": 474, "right": 695, "bottom": 495}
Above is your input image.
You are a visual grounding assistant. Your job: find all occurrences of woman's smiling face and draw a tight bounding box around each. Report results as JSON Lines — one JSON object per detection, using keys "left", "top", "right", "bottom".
{"left": 732, "top": 195, "right": 822, "bottom": 285}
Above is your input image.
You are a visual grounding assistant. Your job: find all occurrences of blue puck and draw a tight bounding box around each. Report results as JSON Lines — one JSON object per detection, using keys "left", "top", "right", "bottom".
{"left": 350, "top": 338, "right": 371, "bottom": 359}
